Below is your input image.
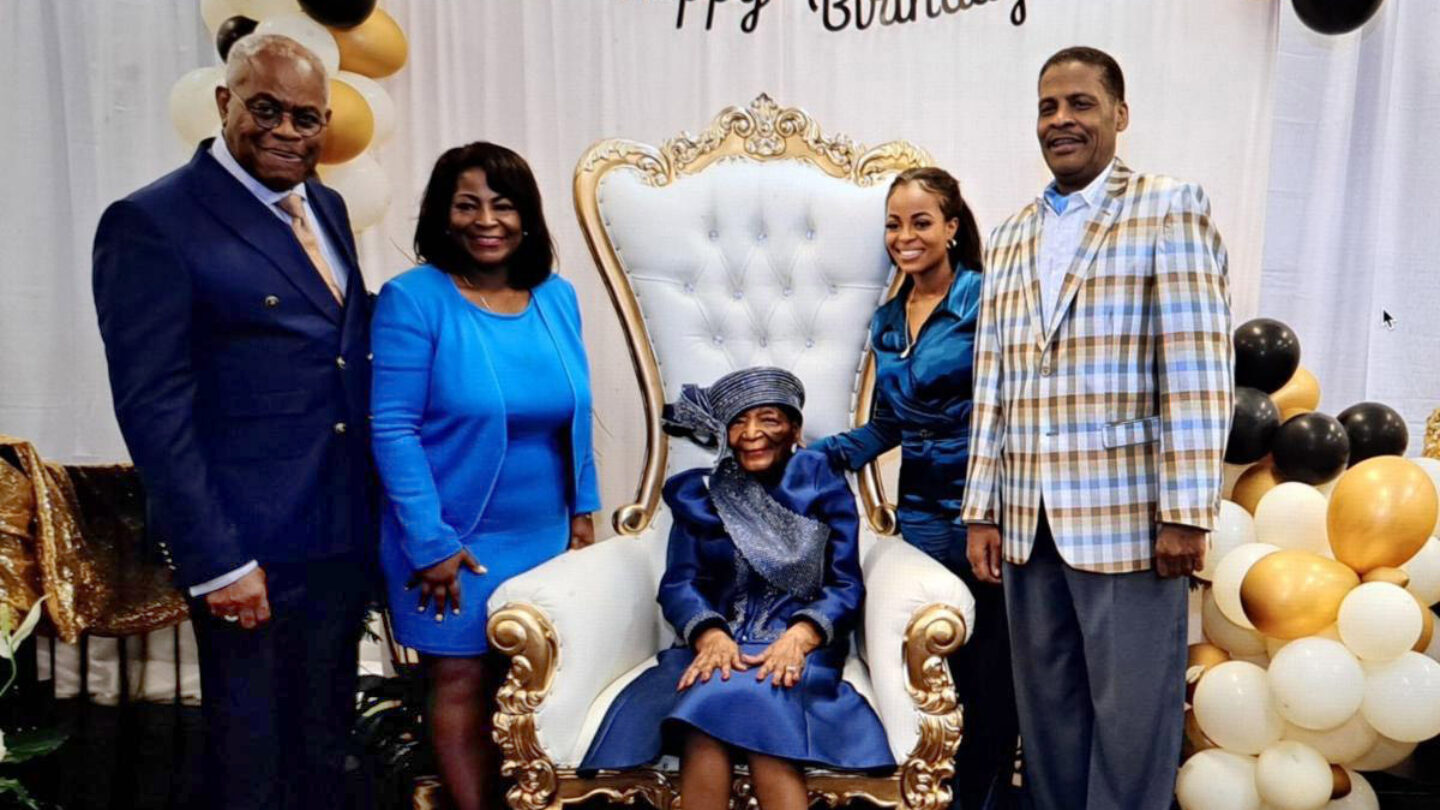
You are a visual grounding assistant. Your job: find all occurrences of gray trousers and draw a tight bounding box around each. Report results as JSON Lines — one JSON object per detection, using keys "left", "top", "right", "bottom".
{"left": 1004, "top": 510, "right": 1187, "bottom": 810}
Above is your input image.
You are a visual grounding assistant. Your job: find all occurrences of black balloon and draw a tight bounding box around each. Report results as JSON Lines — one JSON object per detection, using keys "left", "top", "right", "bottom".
{"left": 1292, "top": 0, "right": 1385, "bottom": 35}
{"left": 1272, "top": 412, "right": 1350, "bottom": 485}
{"left": 1234, "top": 318, "right": 1301, "bottom": 393}
{"left": 299, "top": 0, "right": 377, "bottom": 28}
{"left": 1338, "top": 401, "right": 1408, "bottom": 465}
{"left": 1226, "top": 387, "right": 1282, "bottom": 464}
{"left": 215, "top": 15, "right": 257, "bottom": 61}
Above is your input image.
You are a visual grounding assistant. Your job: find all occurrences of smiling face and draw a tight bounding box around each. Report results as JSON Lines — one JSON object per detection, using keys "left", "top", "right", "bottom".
{"left": 448, "top": 168, "right": 524, "bottom": 269}
{"left": 1037, "top": 60, "right": 1129, "bottom": 193}
{"left": 216, "top": 49, "right": 330, "bottom": 191}
{"left": 886, "top": 181, "right": 959, "bottom": 278}
{"left": 727, "top": 405, "right": 801, "bottom": 475}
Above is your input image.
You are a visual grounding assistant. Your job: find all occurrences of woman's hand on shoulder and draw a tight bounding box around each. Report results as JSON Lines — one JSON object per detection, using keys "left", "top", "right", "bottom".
{"left": 743, "top": 621, "right": 822, "bottom": 688}
{"left": 407, "top": 548, "right": 486, "bottom": 621}
{"left": 569, "top": 513, "right": 595, "bottom": 550}
{"left": 678, "top": 627, "right": 746, "bottom": 691}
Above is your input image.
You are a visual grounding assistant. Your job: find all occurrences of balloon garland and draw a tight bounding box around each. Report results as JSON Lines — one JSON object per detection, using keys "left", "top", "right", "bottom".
{"left": 1180, "top": 319, "right": 1440, "bottom": 810}
{"left": 174, "top": 0, "right": 405, "bottom": 232}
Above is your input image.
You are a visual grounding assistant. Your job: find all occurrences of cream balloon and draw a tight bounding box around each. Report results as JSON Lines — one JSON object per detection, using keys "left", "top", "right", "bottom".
{"left": 1268, "top": 638, "right": 1365, "bottom": 731}
{"left": 201, "top": 0, "right": 245, "bottom": 34}
{"left": 1401, "top": 536, "right": 1440, "bottom": 605}
{"left": 1255, "top": 741, "right": 1333, "bottom": 810}
{"left": 1343, "top": 733, "right": 1416, "bottom": 771}
{"left": 1202, "top": 587, "right": 1267, "bottom": 656}
{"left": 236, "top": 0, "right": 302, "bottom": 20}
{"left": 1175, "top": 749, "right": 1261, "bottom": 810}
{"left": 1413, "top": 457, "right": 1440, "bottom": 536}
{"left": 335, "top": 71, "right": 395, "bottom": 146}
{"left": 255, "top": 12, "right": 340, "bottom": 74}
{"left": 1283, "top": 714, "right": 1378, "bottom": 765}
{"left": 1337, "top": 582, "right": 1423, "bottom": 662}
{"left": 1425, "top": 616, "right": 1440, "bottom": 663}
{"left": 1194, "top": 661, "right": 1285, "bottom": 754}
{"left": 1325, "top": 769, "right": 1378, "bottom": 810}
{"left": 1359, "top": 651, "right": 1440, "bottom": 742}
{"left": 316, "top": 153, "right": 390, "bottom": 232}
{"left": 1254, "top": 483, "right": 1331, "bottom": 557}
{"left": 1215, "top": 543, "right": 1282, "bottom": 630}
{"left": 168, "top": 65, "right": 225, "bottom": 146}
{"left": 1198, "top": 501, "right": 1257, "bottom": 582}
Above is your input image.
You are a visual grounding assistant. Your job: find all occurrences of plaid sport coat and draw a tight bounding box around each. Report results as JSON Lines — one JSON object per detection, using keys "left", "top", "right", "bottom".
{"left": 961, "top": 160, "right": 1233, "bottom": 573}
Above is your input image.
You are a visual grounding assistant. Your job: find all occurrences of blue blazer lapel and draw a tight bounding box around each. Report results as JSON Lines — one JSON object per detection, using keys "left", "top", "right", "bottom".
{"left": 184, "top": 147, "right": 343, "bottom": 323}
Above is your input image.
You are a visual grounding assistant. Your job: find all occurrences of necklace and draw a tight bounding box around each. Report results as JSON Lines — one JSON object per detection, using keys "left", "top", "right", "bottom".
{"left": 457, "top": 273, "right": 498, "bottom": 310}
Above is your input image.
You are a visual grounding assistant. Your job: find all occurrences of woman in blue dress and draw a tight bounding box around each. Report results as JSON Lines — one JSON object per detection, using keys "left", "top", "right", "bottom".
{"left": 810, "top": 168, "right": 1018, "bottom": 810}
{"left": 581, "top": 367, "right": 894, "bottom": 810}
{"left": 371, "top": 142, "right": 600, "bottom": 810}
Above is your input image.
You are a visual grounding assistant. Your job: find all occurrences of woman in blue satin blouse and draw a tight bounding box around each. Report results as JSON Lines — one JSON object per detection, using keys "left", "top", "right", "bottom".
{"left": 581, "top": 367, "right": 894, "bottom": 810}
{"left": 810, "top": 168, "right": 1018, "bottom": 810}
{"left": 371, "top": 142, "right": 600, "bottom": 810}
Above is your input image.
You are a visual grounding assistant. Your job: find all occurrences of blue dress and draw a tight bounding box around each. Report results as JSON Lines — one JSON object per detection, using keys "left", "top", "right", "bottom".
{"left": 371, "top": 266, "right": 599, "bottom": 656}
{"left": 580, "top": 450, "right": 894, "bottom": 772}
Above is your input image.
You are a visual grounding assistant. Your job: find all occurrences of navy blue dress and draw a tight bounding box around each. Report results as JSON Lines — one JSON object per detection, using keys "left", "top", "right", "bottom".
{"left": 580, "top": 450, "right": 894, "bottom": 772}
{"left": 811, "top": 268, "right": 1019, "bottom": 809}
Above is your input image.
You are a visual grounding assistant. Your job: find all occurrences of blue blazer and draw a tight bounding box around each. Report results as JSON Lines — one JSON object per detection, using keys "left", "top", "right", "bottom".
{"left": 370, "top": 265, "right": 601, "bottom": 570}
{"left": 92, "top": 141, "right": 377, "bottom": 588}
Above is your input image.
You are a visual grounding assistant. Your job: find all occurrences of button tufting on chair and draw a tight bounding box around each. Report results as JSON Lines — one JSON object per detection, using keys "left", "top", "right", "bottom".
{"left": 732, "top": 291, "right": 743, "bottom": 300}
{"left": 712, "top": 335, "right": 725, "bottom": 345}
{"left": 708, "top": 230, "right": 719, "bottom": 240}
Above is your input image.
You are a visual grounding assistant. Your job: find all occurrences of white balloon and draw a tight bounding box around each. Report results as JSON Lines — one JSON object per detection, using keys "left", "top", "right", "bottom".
{"left": 1203, "top": 587, "right": 1268, "bottom": 656}
{"left": 1343, "top": 732, "right": 1416, "bottom": 771}
{"left": 1401, "top": 536, "right": 1440, "bottom": 606}
{"left": 1324, "top": 769, "right": 1379, "bottom": 809}
{"left": 1256, "top": 741, "right": 1333, "bottom": 810}
{"left": 1360, "top": 651, "right": 1440, "bottom": 742}
{"left": 335, "top": 71, "right": 395, "bottom": 146}
{"left": 236, "top": 0, "right": 302, "bottom": 20}
{"left": 1267, "top": 625, "right": 1341, "bottom": 659}
{"left": 1425, "top": 616, "right": 1440, "bottom": 663}
{"left": 317, "top": 153, "right": 391, "bottom": 232}
{"left": 1412, "top": 458, "right": 1440, "bottom": 537}
{"left": 200, "top": 0, "right": 245, "bottom": 34}
{"left": 1176, "top": 749, "right": 1261, "bottom": 810}
{"left": 1338, "top": 582, "right": 1423, "bottom": 662}
{"left": 1198, "top": 501, "right": 1257, "bottom": 582}
{"left": 168, "top": 65, "right": 225, "bottom": 146}
{"left": 1284, "top": 714, "right": 1378, "bottom": 764}
{"left": 255, "top": 13, "right": 340, "bottom": 75}
{"left": 1254, "top": 483, "right": 1331, "bottom": 557}
{"left": 1214, "top": 542, "right": 1282, "bottom": 630}
{"left": 1269, "top": 638, "right": 1365, "bottom": 731}
{"left": 1194, "top": 661, "right": 1285, "bottom": 754}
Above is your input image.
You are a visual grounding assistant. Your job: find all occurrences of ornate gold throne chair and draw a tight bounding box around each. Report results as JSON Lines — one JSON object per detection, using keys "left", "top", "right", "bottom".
{"left": 484, "top": 95, "right": 977, "bottom": 810}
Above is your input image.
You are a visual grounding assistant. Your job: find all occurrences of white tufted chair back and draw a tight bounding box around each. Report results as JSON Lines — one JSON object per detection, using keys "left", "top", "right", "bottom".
{"left": 576, "top": 94, "right": 932, "bottom": 538}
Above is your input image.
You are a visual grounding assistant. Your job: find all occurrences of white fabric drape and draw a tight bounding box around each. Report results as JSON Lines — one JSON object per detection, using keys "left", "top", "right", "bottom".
{"left": 1, "top": 0, "right": 1278, "bottom": 528}
{"left": 1259, "top": 0, "right": 1440, "bottom": 443}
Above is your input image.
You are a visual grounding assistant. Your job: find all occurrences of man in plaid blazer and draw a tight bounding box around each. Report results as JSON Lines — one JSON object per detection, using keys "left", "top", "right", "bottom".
{"left": 962, "top": 47, "right": 1232, "bottom": 809}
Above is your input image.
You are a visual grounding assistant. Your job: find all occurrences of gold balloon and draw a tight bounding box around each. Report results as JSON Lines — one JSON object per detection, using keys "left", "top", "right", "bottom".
{"left": 1271, "top": 366, "right": 1320, "bottom": 417}
{"left": 332, "top": 8, "right": 408, "bottom": 78}
{"left": 319, "top": 79, "right": 374, "bottom": 165}
{"left": 1416, "top": 594, "right": 1435, "bottom": 653}
{"left": 1240, "top": 549, "right": 1360, "bottom": 638}
{"left": 1330, "top": 764, "right": 1351, "bottom": 800}
{"left": 1362, "top": 567, "right": 1411, "bottom": 588}
{"left": 1182, "top": 709, "right": 1218, "bottom": 759}
{"left": 1233, "top": 457, "right": 1284, "bottom": 515}
{"left": 1186, "top": 643, "right": 1231, "bottom": 703}
{"left": 1328, "top": 456, "right": 1440, "bottom": 574}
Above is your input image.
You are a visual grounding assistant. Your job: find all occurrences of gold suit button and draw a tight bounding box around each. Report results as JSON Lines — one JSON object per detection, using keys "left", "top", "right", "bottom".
{"left": 333, "top": 422, "right": 347, "bottom": 434}
{"left": 263, "top": 295, "right": 280, "bottom": 308}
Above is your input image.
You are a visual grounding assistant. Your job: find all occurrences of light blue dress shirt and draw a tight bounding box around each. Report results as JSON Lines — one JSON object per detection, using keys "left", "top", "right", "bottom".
{"left": 1037, "top": 159, "right": 1115, "bottom": 329}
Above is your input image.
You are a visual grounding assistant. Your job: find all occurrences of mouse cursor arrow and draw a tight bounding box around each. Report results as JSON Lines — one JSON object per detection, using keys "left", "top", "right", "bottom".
{"left": 1382, "top": 310, "right": 1396, "bottom": 330}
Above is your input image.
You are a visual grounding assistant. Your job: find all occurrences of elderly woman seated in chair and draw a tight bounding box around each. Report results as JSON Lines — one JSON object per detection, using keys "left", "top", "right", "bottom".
{"left": 581, "top": 367, "right": 894, "bottom": 810}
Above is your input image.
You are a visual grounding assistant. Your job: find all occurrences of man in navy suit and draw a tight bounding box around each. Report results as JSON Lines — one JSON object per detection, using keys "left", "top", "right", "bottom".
{"left": 92, "top": 34, "right": 375, "bottom": 809}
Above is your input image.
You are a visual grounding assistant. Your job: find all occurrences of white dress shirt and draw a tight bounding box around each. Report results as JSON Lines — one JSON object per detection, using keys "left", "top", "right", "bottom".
{"left": 1036, "top": 159, "right": 1115, "bottom": 330}
{"left": 190, "top": 138, "right": 349, "bottom": 597}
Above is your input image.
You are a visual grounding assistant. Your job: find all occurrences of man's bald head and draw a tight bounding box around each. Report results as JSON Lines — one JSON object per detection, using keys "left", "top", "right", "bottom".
{"left": 225, "top": 34, "right": 329, "bottom": 100}
{"left": 215, "top": 34, "right": 332, "bottom": 191}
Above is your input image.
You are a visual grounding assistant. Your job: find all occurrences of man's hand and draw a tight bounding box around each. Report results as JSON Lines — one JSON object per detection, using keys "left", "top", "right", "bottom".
{"left": 743, "top": 621, "right": 822, "bottom": 688}
{"left": 967, "top": 523, "right": 1003, "bottom": 584}
{"left": 569, "top": 513, "right": 596, "bottom": 550}
{"left": 679, "top": 627, "right": 746, "bottom": 691}
{"left": 407, "top": 549, "right": 486, "bottom": 621}
{"left": 1155, "top": 523, "right": 1207, "bottom": 579}
{"left": 205, "top": 567, "right": 271, "bottom": 630}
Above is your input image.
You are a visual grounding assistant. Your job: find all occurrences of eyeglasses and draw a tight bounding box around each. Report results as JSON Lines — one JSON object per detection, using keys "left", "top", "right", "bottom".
{"left": 229, "top": 89, "right": 327, "bottom": 138}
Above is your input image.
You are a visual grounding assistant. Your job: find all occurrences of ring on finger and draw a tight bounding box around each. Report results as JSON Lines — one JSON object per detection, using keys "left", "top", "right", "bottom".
{"left": 221, "top": 614, "right": 239, "bottom": 623}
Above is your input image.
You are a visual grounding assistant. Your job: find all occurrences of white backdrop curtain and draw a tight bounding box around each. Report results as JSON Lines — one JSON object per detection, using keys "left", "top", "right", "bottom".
{"left": 1, "top": 0, "right": 1282, "bottom": 527}
{"left": 1259, "top": 0, "right": 1440, "bottom": 443}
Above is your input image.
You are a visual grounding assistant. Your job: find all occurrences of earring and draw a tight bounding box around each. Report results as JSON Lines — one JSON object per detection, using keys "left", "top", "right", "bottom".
{"left": 522, "top": 231, "right": 530, "bottom": 238}
{"left": 947, "top": 238, "right": 957, "bottom": 248}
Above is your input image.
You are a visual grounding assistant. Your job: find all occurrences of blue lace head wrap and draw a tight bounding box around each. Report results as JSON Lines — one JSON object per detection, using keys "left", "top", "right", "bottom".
{"left": 661, "top": 367, "right": 806, "bottom": 460}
